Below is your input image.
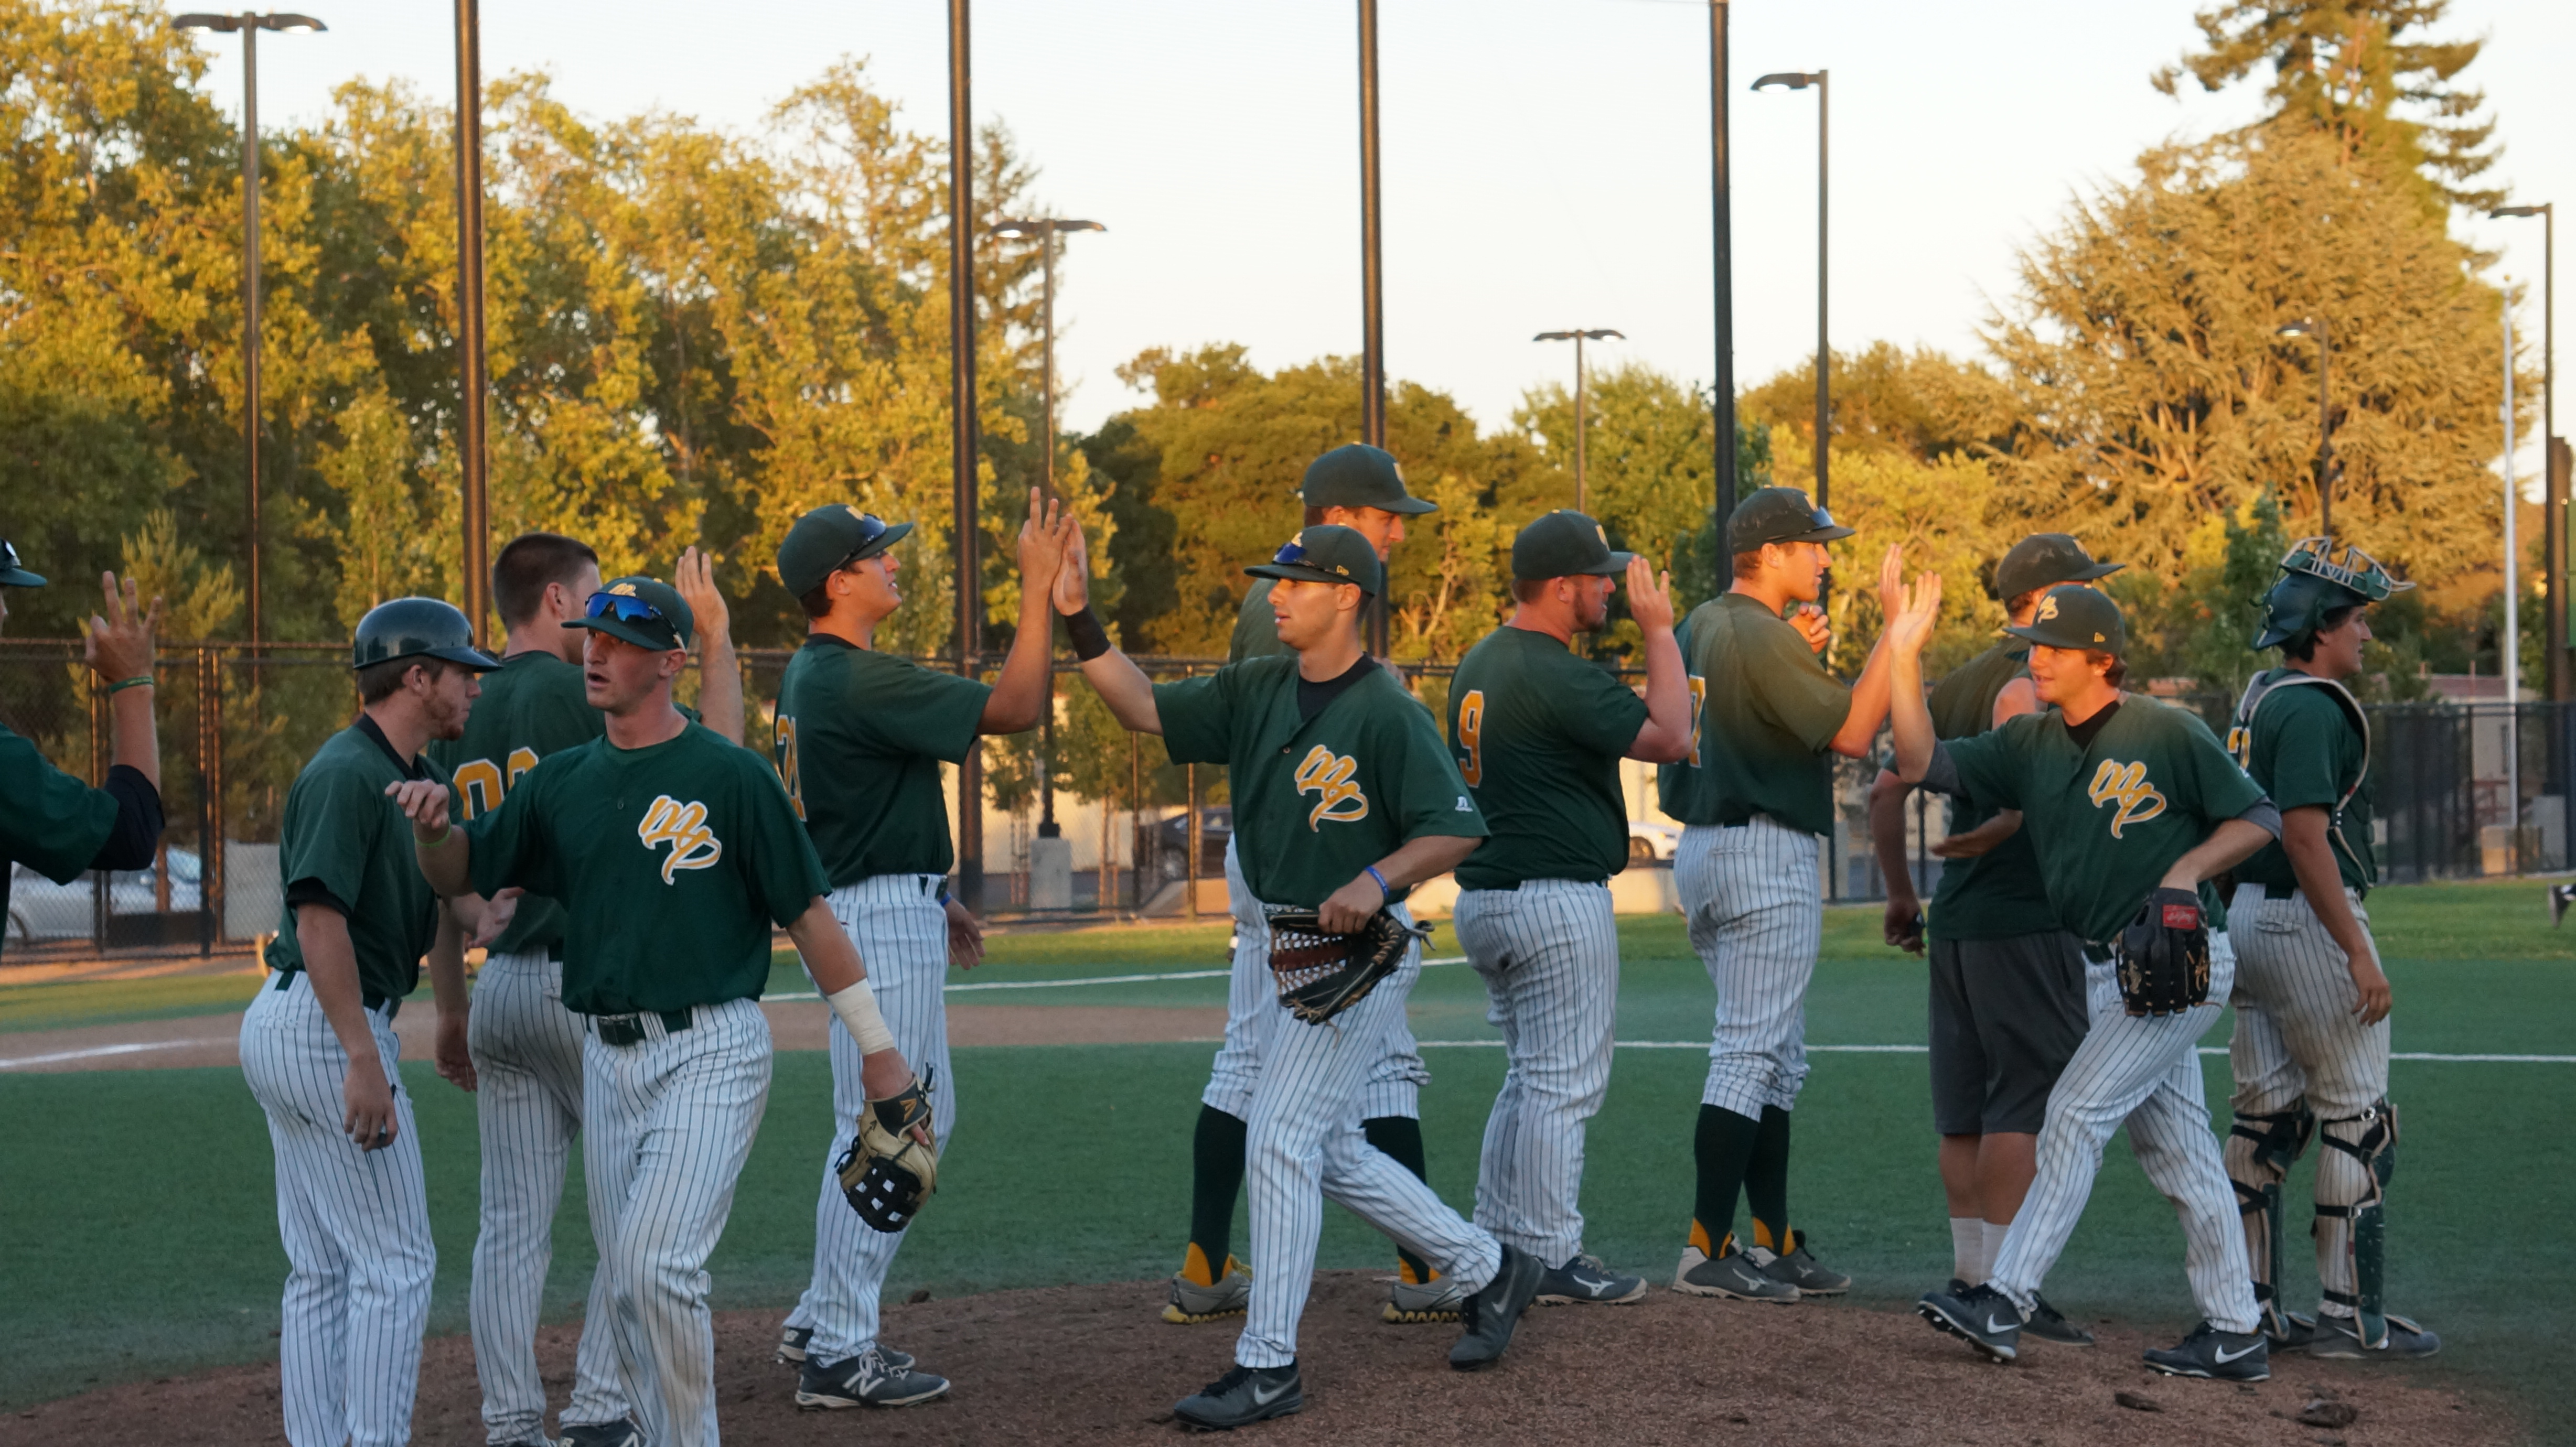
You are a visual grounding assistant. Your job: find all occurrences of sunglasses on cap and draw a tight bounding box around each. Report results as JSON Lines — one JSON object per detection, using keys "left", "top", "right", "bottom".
{"left": 1807, "top": 505, "right": 1839, "bottom": 531}
{"left": 1271, "top": 539, "right": 1309, "bottom": 567}
{"left": 585, "top": 592, "right": 672, "bottom": 628}
{"left": 833, "top": 512, "right": 894, "bottom": 573}
{"left": 0, "top": 539, "right": 20, "bottom": 569}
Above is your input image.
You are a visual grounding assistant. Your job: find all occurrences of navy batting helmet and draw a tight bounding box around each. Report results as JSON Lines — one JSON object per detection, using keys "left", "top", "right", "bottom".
{"left": 352, "top": 597, "right": 502, "bottom": 672}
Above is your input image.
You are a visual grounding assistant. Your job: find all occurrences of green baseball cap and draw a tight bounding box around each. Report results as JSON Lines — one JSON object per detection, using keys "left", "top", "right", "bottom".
{"left": 1302, "top": 444, "right": 1436, "bottom": 515}
{"left": 777, "top": 505, "right": 914, "bottom": 597}
{"left": 568, "top": 576, "right": 695, "bottom": 652}
{"left": 1727, "top": 487, "right": 1854, "bottom": 553}
{"left": 0, "top": 538, "right": 44, "bottom": 588}
{"left": 1512, "top": 510, "right": 1634, "bottom": 581}
{"left": 2004, "top": 584, "right": 2126, "bottom": 654}
{"left": 1245, "top": 525, "right": 1383, "bottom": 596}
{"left": 1993, "top": 533, "right": 2122, "bottom": 600}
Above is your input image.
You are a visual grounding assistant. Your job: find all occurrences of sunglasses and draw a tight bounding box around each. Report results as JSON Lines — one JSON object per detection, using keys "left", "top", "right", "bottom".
{"left": 0, "top": 539, "right": 22, "bottom": 571}
{"left": 833, "top": 513, "right": 894, "bottom": 573}
{"left": 585, "top": 592, "right": 672, "bottom": 628}
{"left": 1808, "top": 506, "right": 1838, "bottom": 531}
{"left": 1270, "top": 539, "right": 1308, "bottom": 567}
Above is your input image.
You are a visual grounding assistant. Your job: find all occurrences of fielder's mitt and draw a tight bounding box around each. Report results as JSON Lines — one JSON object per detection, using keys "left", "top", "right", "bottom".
{"left": 1265, "top": 908, "right": 1430, "bottom": 1026}
{"left": 835, "top": 1068, "right": 938, "bottom": 1233}
{"left": 2116, "top": 887, "right": 2211, "bottom": 1017}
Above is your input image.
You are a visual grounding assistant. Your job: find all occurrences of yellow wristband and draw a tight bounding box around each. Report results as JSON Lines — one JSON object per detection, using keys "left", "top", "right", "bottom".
{"left": 418, "top": 824, "right": 452, "bottom": 848}
{"left": 105, "top": 675, "right": 154, "bottom": 696}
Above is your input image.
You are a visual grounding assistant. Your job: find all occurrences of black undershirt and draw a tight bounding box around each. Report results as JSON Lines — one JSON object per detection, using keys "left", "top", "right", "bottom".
{"left": 2064, "top": 698, "right": 2122, "bottom": 749}
{"left": 1296, "top": 654, "right": 1378, "bottom": 725}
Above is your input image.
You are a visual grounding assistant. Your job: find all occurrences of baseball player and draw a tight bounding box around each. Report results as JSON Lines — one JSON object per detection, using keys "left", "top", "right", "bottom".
{"left": 244, "top": 598, "right": 499, "bottom": 1447}
{"left": 1866, "top": 534, "right": 2119, "bottom": 1341}
{"left": 1178, "top": 442, "right": 1456, "bottom": 1327}
{"left": 1065, "top": 521, "right": 1543, "bottom": 1429}
{"left": 768, "top": 494, "right": 1067, "bottom": 1408}
{"left": 2224, "top": 540, "right": 2439, "bottom": 1358}
{"left": 0, "top": 545, "right": 167, "bottom": 959}
{"left": 1658, "top": 486, "right": 1915, "bottom": 1302}
{"left": 1444, "top": 511, "right": 1694, "bottom": 1306}
{"left": 1895, "top": 584, "right": 2281, "bottom": 1381}
{"left": 395, "top": 576, "right": 927, "bottom": 1447}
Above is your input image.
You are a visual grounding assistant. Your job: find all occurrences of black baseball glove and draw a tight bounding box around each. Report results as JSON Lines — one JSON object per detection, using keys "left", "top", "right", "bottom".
{"left": 835, "top": 1068, "right": 938, "bottom": 1232}
{"left": 2116, "top": 887, "right": 2212, "bottom": 1017}
{"left": 1264, "top": 908, "right": 1431, "bottom": 1025}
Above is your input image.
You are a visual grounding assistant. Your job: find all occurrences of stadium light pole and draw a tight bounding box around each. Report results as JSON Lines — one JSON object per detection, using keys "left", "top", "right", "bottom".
{"left": 1357, "top": 0, "right": 1389, "bottom": 656}
{"left": 1533, "top": 329, "right": 1626, "bottom": 514}
{"left": 2277, "top": 319, "right": 2336, "bottom": 547}
{"left": 1752, "top": 68, "right": 1828, "bottom": 509}
{"left": 2494, "top": 203, "right": 2562, "bottom": 700}
{"left": 994, "top": 217, "right": 1105, "bottom": 840}
{"left": 948, "top": 0, "right": 984, "bottom": 907}
{"left": 1709, "top": 0, "right": 1736, "bottom": 577}
{"left": 173, "top": 10, "right": 326, "bottom": 651}
{"left": 452, "top": 0, "right": 490, "bottom": 645}
{"left": 2504, "top": 285, "right": 2521, "bottom": 862}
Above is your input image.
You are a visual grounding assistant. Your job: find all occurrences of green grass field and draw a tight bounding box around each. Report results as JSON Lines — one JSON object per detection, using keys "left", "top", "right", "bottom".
{"left": 1, "top": 879, "right": 2568, "bottom": 1437}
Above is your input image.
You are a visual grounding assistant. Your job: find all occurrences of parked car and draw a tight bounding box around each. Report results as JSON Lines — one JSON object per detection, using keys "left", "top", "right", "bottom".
{"left": 7, "top": 847, "right": 203, "bottom": 944}
{"left": 1143, "top": 806, "right": 1232, "bottom": 880}
{"left": 1628, "top": 820, "right": 1681, "bottom": 863}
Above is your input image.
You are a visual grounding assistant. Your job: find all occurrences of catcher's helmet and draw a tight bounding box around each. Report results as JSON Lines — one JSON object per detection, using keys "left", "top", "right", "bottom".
{"left": 351, "top": 597, "right": 502, "bottom": 672}
{"left": 2252, "top": 537, "right": 2411, "bottom": 651}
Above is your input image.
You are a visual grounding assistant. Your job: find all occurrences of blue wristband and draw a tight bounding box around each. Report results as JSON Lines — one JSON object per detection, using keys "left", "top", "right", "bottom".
{"left": 1364, "top": 865, "right": 1391, "bottom": 899}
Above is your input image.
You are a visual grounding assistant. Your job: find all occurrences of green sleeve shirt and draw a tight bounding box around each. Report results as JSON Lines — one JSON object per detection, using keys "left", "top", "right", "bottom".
{"left": 467, "top": 721, "right": 831, "bottom": 1014}
{"left": 773, "top": 638, "right": 992, "bottom": 884}
{"left": 1156, "top": 655, "right": 1487, "bottom": 908}
{"left": 1942, "top": 698, "right": 2266, "bottom": 945}
{"left": 2231, "top": 671, "right": 2376, "bottom": 894}
{"left": 1446, "top": 625, "right": 1648, "bottom": 890}
{"left": 1922, "top": 642, "right": 2057, "bottom": 942}
{"left": 262, "top": 721, "right": 441, "bottom": 1003}
{"left": 1653, "top": 593, "right": 1852, "bottom": 836}
{"left": 1227, "top": 579, "right": 1292, "bottom": 663}
{"left": 1, "top": 722, "right": 116, "bottom": 882}
{"left": 422, "top": 651, "right": 606, "bottom": 956}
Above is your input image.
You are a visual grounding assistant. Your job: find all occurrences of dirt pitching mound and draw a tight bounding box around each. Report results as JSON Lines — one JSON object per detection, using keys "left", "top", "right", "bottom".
{"left": 2, "top": 1272, "right": 2504, "bottom": 1445}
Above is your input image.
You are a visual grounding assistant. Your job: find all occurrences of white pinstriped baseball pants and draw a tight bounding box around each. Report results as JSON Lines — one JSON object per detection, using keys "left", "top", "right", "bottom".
{"left": 583, "top": 998, "right": 771, "bottom": 1447}
{"left": 2226, "top": 886, "right": 2389, "bottom": 1119}
{"left": 239, "top": 971, "right": 435, "bottom": 1447}
{"left": 1455, "top": 879, "right": 1620, "bottom": 1265}
{"left": 1206, "top": 835, "right": 1429, "bottom": 1122}
{"left": 466, "top": 949, "right": 626, "bottom": 1444}
{"left": 1676, "top": 819, "right": 1821, "bottom": 1118}
{"left": 786, "top": 874, "right": 956, "bottom": 1364}
{"left": 1989, "top": 935, "right": 2259, "bottom": 1334}
{"left": 1237, "top": 915, "right": 1503, "bottom": 1369}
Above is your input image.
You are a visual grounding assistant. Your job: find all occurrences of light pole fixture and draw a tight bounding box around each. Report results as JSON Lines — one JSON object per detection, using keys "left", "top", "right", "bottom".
{"left": 2495, "top": 203, "right": 2562, "bottom": 700}
{"left": 1708, "top": 1, "right": 1736, "bottom": 572}
{"left": 1752, "top": 68, "right": 1829, "bottom": 509}
{"left": 993, "top": 216, "right": 1105, "bottom": 842}
{"left": 2276, "top": 319, "right": 2337, "bottom": 546}
{"left": 947, "top": 0, "right": 983, "bottom": 906}
{"left": 1534, "top": 329, "right": 1626, "bottom": 514}
{"left": 173, "top": 10, "right": 326, "bottom": 650}
{"left": 453, "top": 0, "right": 490, "bottom": 645}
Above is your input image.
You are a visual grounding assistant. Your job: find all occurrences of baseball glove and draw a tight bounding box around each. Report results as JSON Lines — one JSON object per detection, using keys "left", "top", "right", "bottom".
{"left": 2116, "top": 887, "right": 2212, "bottom": 1017}
{"left": 1264, "top": 908, "right": 1430, "bottom": 1026}
{"left": 835, "top": 1068, "right": 938, "bottom": 1233}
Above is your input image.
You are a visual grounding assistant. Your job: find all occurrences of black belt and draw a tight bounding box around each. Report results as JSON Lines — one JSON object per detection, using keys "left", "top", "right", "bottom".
{"left": 593, "top": 1008, "right": 694, "bottom": 1046}
{"left": 2255, "top": 882, "right": 2368, "bottom": 903}
{"left": 271, "top": 967, "right": 401, "bottom": 1019}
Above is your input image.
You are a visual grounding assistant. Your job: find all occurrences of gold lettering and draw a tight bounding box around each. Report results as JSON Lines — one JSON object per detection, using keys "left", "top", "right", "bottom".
{"left": 1293, "top": 746, "right": 1370, "bottom": 830}
{"left": 637, "top": 795, "right": 725, "bottom": 882}
{"left": 2085, "top": 758, "right": 2168, "bottom": 839}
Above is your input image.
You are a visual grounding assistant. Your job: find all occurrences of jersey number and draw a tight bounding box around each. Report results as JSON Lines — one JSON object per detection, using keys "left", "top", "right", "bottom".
{"left": 1685, "top": 675, "right": 1706, "bottom": 768}
{"left": 450, "top": 747, "right": 539, "bottom": 820}
{"left": 775, "top": 716, "right": 804, "bottom": 820}
{"left": 1456, "top": 689, "right": 1486, "bottom": 786}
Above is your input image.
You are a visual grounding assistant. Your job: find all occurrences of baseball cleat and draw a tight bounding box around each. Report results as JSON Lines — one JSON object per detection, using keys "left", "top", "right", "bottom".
{"left": 1672, "top": 1245, "right": 1800, "bottom": 1303}
{"left": 1164, "top": 1256, "right": 1253, "bottom": 1324}
{"left": 2020, "top": 1293, "right": 2095, "bottom": 1347}
{"left": 1533, "top": 1252, "right": 1647, "bottom": 1306}
{"left": 556, "top": 1422, "right": 642, "bottom": 1447}
{"left": 775, "top": 1324, "right": 812, "bottom": 1364}
{"left": 1916, "top": 1282, "right": 2022, "bottom": 1363}
{"left": 795, "top": 1344, "right": 951, "bottom": 1408}
{"left": 2142, "top": 1321, "right": 2270, "bottom": 1381}
{"left": 2551, "top": 884, "right": 2573, "bottom": 927}
{"left": 1383, "top": 1270, "right": 1469, "bottom": 1323}
{"left": 2263, "top": 1308, "right": 2325, "bottom": 1353}
{"left": 2304, "top": 1312, "right": 2441, "bottom": 1359}
{"left": 1746, "top": 1231, "right": 1849, "bottom": 1296}
{"left": 1173, "top": 1362, "right": 1303, "bottom": 1430}
{"left": 1449, "top": 1244, "right": 1544, "bottom": 1371}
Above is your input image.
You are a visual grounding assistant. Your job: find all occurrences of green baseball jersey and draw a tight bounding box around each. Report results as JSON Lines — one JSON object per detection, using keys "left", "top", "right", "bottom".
{"left": 772, "top": 636, "right": 991, "bottom": 884}
{"left": 423, "top": 651, "right": 604, "bottom": 957}
{"left": 2230, "top": 669, "right": 2377, "bottom": 894}
{"left": 263, "top": 719, "right": 441, "bottom": 1004}
{"left": 466, "top": 720, "right": 831, "bottom": 1014}
{"left": 1228, "top": 579, "right": 1292, "bottom": 663}
{"left": 1655, "top": 593, "right": 1853, "bottom": 837}
{"left": 1923, "top": 641, "right": 2055, "bottom": 942}
{"left": 2, "top": 723, "right": 119, "bottom": 960}
{"left": 1445, "top": 625, "right": 1648, "bottom": 890}
{"left": 1941, "top": 698, "right": 2265, "bottom": 945}
{"left": 1156, "top": 654, "right": 1487, "bottom": 908}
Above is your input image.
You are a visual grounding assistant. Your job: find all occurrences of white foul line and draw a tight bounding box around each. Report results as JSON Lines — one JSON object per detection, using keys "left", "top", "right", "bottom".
{"left": 767, "top": 954, "right": 1474, "bottom": 1001}
{"left": 0, "top": 1039, "right": 222, "bottom": 1070}
{"left": 1413, "top": 1041, "right": 2576, "bottom": 1064}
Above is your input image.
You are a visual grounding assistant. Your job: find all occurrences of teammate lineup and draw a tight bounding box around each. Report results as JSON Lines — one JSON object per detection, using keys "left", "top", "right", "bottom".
{"left": 0, "top": 436, "right": 2447, "bottom": 1443}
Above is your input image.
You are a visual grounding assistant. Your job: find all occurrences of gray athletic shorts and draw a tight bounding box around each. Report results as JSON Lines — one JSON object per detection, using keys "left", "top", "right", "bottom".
{"left": 1927, "top": 931, "right": 2089, "bottom": 1136}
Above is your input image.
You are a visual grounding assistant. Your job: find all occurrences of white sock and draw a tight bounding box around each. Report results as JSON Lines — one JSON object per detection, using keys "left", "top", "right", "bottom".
{"left": 1949, "top": 1217, "right": 1983, "bottom": 1281}
{"left": 1983, "top": 1219, "right": 2014, "bottom": 1280}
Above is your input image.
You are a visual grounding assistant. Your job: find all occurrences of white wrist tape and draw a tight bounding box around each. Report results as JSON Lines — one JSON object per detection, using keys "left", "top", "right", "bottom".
{"left": 825, "top": 978, "right": 898, "bottom": 1055}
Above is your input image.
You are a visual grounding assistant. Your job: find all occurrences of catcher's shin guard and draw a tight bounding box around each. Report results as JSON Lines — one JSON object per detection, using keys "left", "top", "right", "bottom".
{"left": 2313, "top": 1100, "right": 2398, "bottom": 1348}
{"left": 2225, "top": 1104, "right": 2315, "bottom": 1335}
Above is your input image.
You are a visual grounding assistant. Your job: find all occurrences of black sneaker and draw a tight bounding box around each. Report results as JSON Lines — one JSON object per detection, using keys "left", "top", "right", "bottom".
{"left": 1173, "top": 1362, "right": 1303, "bottom": 1429}
{"left": 795, "top": 1344, "right": 951, "bottom": 1408}
{"left": 777, "top": 1323, "right": 913, "bottom": 1370}
{"left": 2551, "top": 884, "right": 2573, "bottom": 928}
{"left": 1448, "top": 1244, "right": 1543, "bottom": 1370}
{"left": 2305, "top": 1311, "right": 2441, "bottom": 1359}
{"left": 2143, "top": 1321, "right": 2270, "bottom": 1381}
{"left": 2021, "top": 1292, "right": 2095, "bottom": 1346}
{"left": 1533, "top": 1251, "right": 1647, "bottom": 1305}
{"left": 1916, "top": 1281, "right": 2022, "bottom": 1363}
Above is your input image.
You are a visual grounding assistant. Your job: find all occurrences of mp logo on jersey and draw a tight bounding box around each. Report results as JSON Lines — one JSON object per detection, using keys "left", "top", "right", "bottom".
{"left": 637, "top": 795, "right": 724, "bottom": 883}
{"left": 1293, "top": 746, "right": 1371, "bottom": 829}
{"left": 2085, "top": 759, "right": 2167, "bottom": 838}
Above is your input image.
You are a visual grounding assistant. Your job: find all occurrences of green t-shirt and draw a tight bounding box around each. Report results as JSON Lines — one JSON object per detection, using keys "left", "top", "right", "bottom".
{"left": 1924, "top": 641, "right": 2057, "bottom": 942}
{"left": 1655, "top": 593, "right": 1853, "bottom": 836}
{"left": 263, "top": 719, "right": 441, "bottom": 1003}
{"left": 2, "top": 723, "right": 120, "bottom": 961}
{"left": 1941, "top": 698, "right": 2266, "bottom": 946}
{"left": 423, "top": 651, "right": 604, "bottom": 956}
{"left": 466, "top": 720, "right": 831, "bottom": 1014}
{"left": 1445, "top": 625, "right": 1648, "bottom": 890}
{"left": 772, "top": 636, "right": 991, "bottom": 885}
{"left": 1156, "top": 654, "right": 1487, "bottom": 908}
{"left": 2230, "top": 670, "right": 2377, "bottom": 894}
{"left": 1228, "top": 579, "right": 1293, "bottom": 663}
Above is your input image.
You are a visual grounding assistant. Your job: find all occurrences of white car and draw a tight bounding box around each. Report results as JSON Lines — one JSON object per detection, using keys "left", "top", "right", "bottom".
{"left": 6, "top": 847, "right": 203, "bottom": 944}
{"left": 1627, "top": 820, "right": 1682, "bottom": 863}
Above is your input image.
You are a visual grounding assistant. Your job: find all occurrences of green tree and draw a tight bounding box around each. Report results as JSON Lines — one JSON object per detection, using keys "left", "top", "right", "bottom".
{"left": 1738, "top": 342, "right": 2022, "bottom": 468}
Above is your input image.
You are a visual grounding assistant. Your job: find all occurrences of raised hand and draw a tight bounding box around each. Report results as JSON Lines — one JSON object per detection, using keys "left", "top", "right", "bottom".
{"left": 385, "top": 778, "right": 454, "bottom": 839}
{"left": 1874, "top": 543, "right": 1904, "bottom": 624}
{"left": 1051, "top": 508, "right": 1092, "bottom": 615}
{"left": 1885, "top": 571, "right": 1944, "bottom": 655}
{"left": 86, "top": 571, "right": 162, "bottom": 681}
{"left": 1017, "top": 488, "right": 1067, "bottom": 594}
{"left": 673, "top": 546, "right": 731, "bottom": 645}
{"left": 1626, "top": 556, "right": 1676, "bottom": 632}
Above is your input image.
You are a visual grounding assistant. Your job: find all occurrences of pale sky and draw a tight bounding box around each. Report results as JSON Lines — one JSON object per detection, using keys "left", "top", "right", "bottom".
{"left": 194, "top": 0, "right": 2571, "bottom": 469}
